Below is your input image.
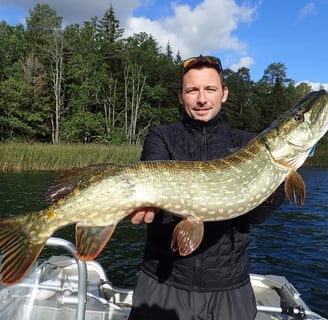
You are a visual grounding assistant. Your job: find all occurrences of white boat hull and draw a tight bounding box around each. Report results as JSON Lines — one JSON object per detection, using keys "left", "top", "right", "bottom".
{"left": 0, "top": 238, "right": 325, "bottom": 320}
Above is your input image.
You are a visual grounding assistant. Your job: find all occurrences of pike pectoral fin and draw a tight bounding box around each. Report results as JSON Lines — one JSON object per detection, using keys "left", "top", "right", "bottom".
{"left": 75, "top": 224, "right": 117, "bottom": 261}
{"left": 171, "top": 217, "right": 204, "bottom": 256}
{"left": 0, "top": 217, "right": 46, "bottom": 286}
{"left": 284, "top": 170, "right": 306, "bottom": 206}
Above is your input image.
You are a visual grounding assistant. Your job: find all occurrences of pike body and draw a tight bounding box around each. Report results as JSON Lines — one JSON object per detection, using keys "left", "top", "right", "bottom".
{"left": 0, "top": 90, "right": 328, "bottom": 285}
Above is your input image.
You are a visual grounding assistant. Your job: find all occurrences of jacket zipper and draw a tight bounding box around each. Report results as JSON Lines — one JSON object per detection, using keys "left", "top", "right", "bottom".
{"left": 201, "top": 126, "right": 208, "bottom": 161}
{"left": 192, "top": 126, "right": 208, "bottom": 289}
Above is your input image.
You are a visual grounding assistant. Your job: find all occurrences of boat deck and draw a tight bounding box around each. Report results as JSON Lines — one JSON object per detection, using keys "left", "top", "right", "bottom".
{"left": 0, "top": 238, "right": 325, "bottom": 320}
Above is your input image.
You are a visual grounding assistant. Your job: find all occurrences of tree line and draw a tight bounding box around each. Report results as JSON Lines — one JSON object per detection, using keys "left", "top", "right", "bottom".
{"left": 0, "top": 3, "right": 325, "bottom": 145}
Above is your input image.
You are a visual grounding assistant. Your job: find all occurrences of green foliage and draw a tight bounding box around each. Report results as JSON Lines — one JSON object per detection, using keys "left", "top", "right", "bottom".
{"left": 61, "top": 111, "right": 106, "bottom": 142}
{"left": 223, "top": 67, "right": 253, "bottom": 130}
{"left": 25, "top": 3, "right": 62, "bottom": 51}
{"left": 0, "top": 3, "right": 326, "bottom": 147}
{"left": 221, "top": 64, "right": 310, "bottom": 134}
{"left": 0, "top": 77, "right": 34, "bottom": 140}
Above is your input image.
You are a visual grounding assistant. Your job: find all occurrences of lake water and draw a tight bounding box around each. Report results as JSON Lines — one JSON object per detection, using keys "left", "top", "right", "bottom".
{"left": 0, "top": 168, "right": 327, "bottom": 317}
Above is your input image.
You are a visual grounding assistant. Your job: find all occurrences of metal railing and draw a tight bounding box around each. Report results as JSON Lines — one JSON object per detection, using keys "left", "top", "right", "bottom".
{"left": 45, "top": 237, "right": 87, "bottom": 320}
{"left": 43, "top": 237, "right": 326, "bottom": 320}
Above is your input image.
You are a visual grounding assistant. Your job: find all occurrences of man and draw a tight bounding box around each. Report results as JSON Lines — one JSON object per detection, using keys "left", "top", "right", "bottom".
{"left": 129, "top": 55, "right": 285, "bottom": 320}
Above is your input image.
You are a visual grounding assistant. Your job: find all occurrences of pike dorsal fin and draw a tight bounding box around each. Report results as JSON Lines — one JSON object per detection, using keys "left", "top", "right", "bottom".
{"left": 171, "top": 217, "right": 204, "bottom": 256}
{"left": 284, "top": 170, "right": 306, "bottom": 206}
{"left": 75, "top": 224, "right": 117, "bottom": 261}
{"left": 45, "top": 163, "right": 115, "bottom": 202}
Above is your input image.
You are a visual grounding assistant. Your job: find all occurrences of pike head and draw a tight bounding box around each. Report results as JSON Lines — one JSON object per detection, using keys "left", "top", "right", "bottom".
{"left": 261, "top": 90, "right": 328, "bottom": 169}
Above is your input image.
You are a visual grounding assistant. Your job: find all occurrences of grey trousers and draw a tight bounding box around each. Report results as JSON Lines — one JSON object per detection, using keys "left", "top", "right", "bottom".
{"left": 128, "top": 271, "right": 257, "bottom": 320}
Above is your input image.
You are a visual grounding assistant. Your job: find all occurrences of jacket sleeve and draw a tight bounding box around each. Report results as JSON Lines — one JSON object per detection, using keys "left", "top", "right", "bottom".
{"left": 141, "top": 127, "right": 171, "bottom": 161}
{"left": 244, "top": 183, "right": 286, "bottom": 225}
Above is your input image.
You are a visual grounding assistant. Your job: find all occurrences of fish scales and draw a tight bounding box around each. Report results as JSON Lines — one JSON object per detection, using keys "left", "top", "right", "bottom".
{"left": 129, "top": 140, "right": 288, "bottom": 220}
{"left": 22, "top": 141, "right": 284, "bottom": 237}
{"left": 0, "top": 90, "right": 327, "bottom": 285}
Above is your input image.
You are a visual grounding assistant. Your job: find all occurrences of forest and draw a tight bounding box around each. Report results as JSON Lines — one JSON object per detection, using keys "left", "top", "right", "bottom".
{"left": 0, "top": 3, "right": 326, "bottom": 145}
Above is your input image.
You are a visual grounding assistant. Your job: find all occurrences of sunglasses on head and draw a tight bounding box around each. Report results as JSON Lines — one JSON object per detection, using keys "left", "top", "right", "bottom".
{"left": 181, "top": 55, "right": 223, "bottom": 75}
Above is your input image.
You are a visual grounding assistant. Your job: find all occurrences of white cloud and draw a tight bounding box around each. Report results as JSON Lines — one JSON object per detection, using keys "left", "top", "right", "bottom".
{"left": 1, "top": 0, "right": 258, "bottom": 69}
{"left": 296, "top": 2, "right": 316, "bottom": 22}
{"left": 299, "top": 81, "right": 328, "bottom": 92}
{"left": 0, "top": 0, "right": 141, "bottom": 25}
{"left": 230, "top": 56, "right": 255, "bottom": 72}
{"left": 124, "top": 0, "right": 257, "bottom": 59}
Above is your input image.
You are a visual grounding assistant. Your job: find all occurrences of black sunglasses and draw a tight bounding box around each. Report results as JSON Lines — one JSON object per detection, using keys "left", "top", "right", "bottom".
{"left": 181, "top": 55, "right": 223, "bottom": 75}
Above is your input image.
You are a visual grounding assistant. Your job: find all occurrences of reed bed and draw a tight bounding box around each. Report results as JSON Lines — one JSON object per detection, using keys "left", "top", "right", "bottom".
{"left": 0, "top": 143, "right": 142, "bottom": 172}
{"left": 0, "top": 142, "right": 327, "bottom": 173}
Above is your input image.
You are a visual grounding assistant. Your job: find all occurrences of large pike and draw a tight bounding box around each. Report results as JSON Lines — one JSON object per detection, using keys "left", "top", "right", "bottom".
{"left": 0, "top": 90, "right": 328, "bottom": 285}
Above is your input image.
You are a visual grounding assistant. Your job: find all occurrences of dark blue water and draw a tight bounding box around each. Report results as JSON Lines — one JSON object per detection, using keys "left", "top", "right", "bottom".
{"left": 0, "top": 168, "right": 327, "bottom": 317}
{"left": 250, "top": 168, "right": 328, "bottom": 316}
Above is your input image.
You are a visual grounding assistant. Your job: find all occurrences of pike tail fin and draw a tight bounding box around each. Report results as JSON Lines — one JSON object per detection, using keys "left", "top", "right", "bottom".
{"left": 0, "top": 217, "right": 46, "bottom": 286}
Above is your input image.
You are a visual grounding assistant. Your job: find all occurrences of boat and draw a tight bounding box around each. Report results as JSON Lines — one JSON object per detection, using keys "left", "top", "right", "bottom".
{"left": 0, "top": 237, "right": 326, "bottom": 320}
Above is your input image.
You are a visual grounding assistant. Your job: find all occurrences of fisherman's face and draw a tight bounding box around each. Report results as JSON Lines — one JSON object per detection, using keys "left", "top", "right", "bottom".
{"left": 179, "top": 67, "right": 228, "bottom": 122}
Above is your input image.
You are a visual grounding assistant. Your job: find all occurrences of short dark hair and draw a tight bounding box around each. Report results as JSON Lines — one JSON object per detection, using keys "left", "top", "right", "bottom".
{"left": 180, "top": 55, "right": 225, "bottom": 88}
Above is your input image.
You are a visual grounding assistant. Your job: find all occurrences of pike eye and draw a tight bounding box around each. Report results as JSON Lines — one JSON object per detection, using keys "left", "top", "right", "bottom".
{"left": 294, "top": 112, "right": 304, "bottom": 122}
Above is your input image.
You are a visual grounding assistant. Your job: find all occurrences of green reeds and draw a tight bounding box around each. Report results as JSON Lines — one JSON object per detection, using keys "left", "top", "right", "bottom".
{"left": 0, "top": 142, "right": 327, "bottom": 173}
{"left": 0, "top": 143, "right": 142, "bottom": 172}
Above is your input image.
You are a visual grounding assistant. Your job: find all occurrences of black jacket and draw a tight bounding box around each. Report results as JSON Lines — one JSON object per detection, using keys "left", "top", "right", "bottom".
{"left": 140, "top": 112, "right": 285, "bottom": 291}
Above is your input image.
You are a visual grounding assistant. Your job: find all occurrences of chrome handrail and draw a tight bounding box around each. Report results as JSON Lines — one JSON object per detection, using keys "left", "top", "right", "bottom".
{"left": 45, "top": 237, "right": 87, "bottom": 320}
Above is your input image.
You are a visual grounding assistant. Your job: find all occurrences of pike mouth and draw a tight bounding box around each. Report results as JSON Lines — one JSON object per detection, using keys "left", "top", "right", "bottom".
{"left": 287, "top": 141, "right": 310, "bottom": 152}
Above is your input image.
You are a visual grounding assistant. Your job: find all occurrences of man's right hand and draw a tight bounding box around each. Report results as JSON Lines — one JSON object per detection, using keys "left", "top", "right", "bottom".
{"left": 130, "top": 208, "right": 157, "bottom": 224}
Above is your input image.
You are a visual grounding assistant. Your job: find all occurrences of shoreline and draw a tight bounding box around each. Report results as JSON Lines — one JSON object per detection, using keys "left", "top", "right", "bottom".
{"left": 0, "top": 142, "right": 327, "bottom": 173}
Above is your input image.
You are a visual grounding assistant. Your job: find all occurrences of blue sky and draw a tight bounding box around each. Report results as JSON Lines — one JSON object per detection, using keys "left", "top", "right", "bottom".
{"left": 0, "top": 0, "right": 327, "bottom": 89}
